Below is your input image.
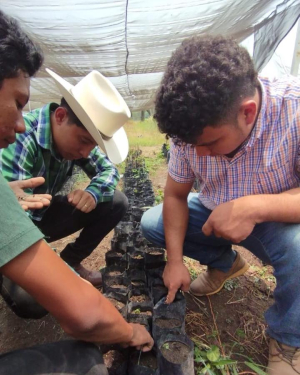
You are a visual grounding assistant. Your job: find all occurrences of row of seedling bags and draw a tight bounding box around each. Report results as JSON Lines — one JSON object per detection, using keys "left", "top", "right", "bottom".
{"left": 100, "top": 153, "right": 194, "bottom": 374}
{"left": 101, "top": 261, "right": 194, "bottom": 375}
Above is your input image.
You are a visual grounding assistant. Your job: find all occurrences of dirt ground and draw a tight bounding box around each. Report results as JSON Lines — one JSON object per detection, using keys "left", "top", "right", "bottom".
{"left": 0, "top": 146, "right": 275, "bottom": 374}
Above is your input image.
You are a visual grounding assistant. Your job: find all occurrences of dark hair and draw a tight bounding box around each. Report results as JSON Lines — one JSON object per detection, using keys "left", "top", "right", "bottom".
{"left": 60, "top": 97, "right": 85, "bottom": 128}
{"left": 0, "top": 10, "right": 43, "bottom": 85}
{"left": 154, "top": 35, "right": 259, "bottom": 144}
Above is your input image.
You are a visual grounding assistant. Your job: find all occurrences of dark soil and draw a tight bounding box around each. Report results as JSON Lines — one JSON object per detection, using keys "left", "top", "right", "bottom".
{"left": 131, "top": 350, "right": 157, "bottom": 369}
{"left": 131, "top": 281, "right": 146, "bottom": 287}
{"left": 109, "top": 284, "right": 127, "bottom": 289}
{"left": 129, "top": 295, "right": 150, "bottom": 303}
{"left": 107, "top": 271, "right": 123, "bottom": 276}
{"left": 131, "top": 310, "right": 152, "bottom": 316}
{"left": 155, "top": 318, "right": 182, "bottom": 329}
{"left": 160, "top": 341, "right": 190, "bottom": 364}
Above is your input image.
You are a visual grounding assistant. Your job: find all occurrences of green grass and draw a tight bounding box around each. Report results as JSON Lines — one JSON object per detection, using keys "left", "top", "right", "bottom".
{"left": 124, "top": 117, "right": 166, "bottom": 147}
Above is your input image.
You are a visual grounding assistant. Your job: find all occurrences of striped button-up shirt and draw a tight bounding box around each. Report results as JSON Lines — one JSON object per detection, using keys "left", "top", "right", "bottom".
{"left": 169, "top": 76, "right": 300, "bottom": 210}
{"left": 0, "top": 103, "right": 120, "bottom": 221}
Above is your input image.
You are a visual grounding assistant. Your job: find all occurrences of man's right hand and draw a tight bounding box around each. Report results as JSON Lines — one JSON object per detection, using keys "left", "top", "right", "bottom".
{"left": 126, "top": 323, "right": 154, "bottom": 351}
{"left": 163, "top": 261, "right": 191, "bottom": 304}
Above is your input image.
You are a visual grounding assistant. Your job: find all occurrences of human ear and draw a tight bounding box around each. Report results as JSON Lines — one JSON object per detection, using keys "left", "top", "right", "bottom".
{"left": 239, "top": 100, "right": 257, "bottom": 125}
{"left": 54, "top": 107, "right": 68, "bottom": 125}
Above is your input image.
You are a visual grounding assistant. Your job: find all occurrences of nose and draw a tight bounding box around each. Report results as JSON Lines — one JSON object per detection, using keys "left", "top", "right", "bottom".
{"left": 15, "top": 116, "right": 26, "bottom": 134}
{"left": 195, "top": 146, "right": 211, "bottom": 157}
{"left": 80, "top": 145, "right": 93, "bottom": 158}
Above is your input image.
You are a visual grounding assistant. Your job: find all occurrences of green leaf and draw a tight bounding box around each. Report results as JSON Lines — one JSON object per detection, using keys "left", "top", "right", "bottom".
{"left": 245, "top": 361, "right": 267, "bottom": 375}
{"left": 236, "top": 328, "right": 246, "bottom": 338}
{"left": 206, "top": 345, "right": 220, "bottom": 362}
{"left": 213, "top": 359, "right": 237, "bottom": 366}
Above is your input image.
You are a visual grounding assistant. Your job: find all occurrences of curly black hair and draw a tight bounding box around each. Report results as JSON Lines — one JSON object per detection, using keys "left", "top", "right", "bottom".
{"left": 154, "top": 35, "right": 259, "bottom": 144}
{"left": 0, "top": 10, "right": 43, "bottom": 85}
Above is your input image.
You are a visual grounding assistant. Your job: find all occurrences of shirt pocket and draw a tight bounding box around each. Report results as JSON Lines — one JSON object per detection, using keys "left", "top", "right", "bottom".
{"left": 253, "top": 161, "right": 298, "bottom": 195}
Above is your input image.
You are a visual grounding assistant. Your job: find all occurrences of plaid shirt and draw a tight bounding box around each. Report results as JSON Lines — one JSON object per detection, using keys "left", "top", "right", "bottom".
{"left": 0, "top": 103, "right": 120, "bottom": 221}
{"left": 169, "top": 76, "right": 300, "bottom": 210}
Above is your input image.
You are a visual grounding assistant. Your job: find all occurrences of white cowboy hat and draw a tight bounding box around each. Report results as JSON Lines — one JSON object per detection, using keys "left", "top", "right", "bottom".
{"left": 46, "top": 68, "right": 131, "bottom": 164}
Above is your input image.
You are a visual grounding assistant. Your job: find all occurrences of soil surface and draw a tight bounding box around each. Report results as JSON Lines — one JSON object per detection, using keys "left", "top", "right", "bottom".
{"left": 161, "top": 341, "right": 191, "bottom": 364}
{"left": 0, "top": 146, "right": 275, "bottom": 374}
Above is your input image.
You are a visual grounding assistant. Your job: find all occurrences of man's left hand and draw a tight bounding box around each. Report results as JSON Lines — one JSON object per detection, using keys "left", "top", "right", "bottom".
{"left": 67, "top": 189, "right": 96, "bottom": 213}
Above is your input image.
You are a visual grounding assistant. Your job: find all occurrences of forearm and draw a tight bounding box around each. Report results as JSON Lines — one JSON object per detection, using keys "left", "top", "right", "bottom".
{"left": 1, "top": 240, "right": 133, "bottom": 345}
{"left": 163, "top": 195, "right": 189, "bottom": 263}
{"left": 240, "top": 187, "right": 300, "bottom": 224}
{"left": 60, "top": 291, "right": 134, "bottom": 344}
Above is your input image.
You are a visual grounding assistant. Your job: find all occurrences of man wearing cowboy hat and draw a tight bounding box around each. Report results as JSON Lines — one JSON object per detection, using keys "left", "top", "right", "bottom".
{"left": 0, "top": 69, "right": 131, "bottom": 288}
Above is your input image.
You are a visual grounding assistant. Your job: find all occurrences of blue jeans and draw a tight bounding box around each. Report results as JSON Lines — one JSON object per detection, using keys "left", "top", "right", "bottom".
{"left": 141, "top": 193, "right": 300, "bottom": 347}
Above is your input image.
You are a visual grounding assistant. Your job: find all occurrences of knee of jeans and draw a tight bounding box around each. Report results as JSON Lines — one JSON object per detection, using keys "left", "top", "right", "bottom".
{"left": 113, "top": 190, "right": 129, "bottom": 215}
{"left": 140, "top": 208, "right": 162, "bottom": 245}
{"left": 1, "top": 277, "right": 48, "bottom": 319}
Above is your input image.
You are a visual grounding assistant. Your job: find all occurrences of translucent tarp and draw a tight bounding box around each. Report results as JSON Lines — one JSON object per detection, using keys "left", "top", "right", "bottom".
{"left": 2, "top": 0, "right": 300, "bottom": 111}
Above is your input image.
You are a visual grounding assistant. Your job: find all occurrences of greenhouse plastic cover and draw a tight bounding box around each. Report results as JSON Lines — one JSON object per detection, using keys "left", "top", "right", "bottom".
{"left": 2, "top": 0, "right": 300, "bottom": 111}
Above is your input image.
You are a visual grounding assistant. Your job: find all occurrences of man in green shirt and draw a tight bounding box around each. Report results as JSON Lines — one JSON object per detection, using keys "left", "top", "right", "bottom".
{"left": 0, "top": 9, "right": 153, "bottom": 375}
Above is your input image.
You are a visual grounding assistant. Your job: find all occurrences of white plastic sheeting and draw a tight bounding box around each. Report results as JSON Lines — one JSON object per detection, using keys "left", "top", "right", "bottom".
{"left": 1, "top": 0, "right": 300, "bottom": 111}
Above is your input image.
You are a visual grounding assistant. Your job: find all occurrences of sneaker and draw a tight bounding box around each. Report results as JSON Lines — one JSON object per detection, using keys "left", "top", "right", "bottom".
{"left": 189, "top": 252, "right": 249, "bottom": 296}
{"left": 268, "top": 339, "right": 300, "bottom": 374}
{"left": 74, "top": 264, "right": 102, "bottom": 288}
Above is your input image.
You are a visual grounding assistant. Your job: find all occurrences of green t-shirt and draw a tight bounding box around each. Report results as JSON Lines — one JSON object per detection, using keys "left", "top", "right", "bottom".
{"left": 0, "top": 174, "right": 44, "bottom": 267}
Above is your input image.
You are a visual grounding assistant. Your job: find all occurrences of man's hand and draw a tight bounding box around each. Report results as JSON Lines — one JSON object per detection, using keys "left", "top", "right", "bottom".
{"left": 67, "top": 190, "right": 96, "bottom": 213}
{"left": 123, "top": 323, "right": 154, "bottom": 351}
{"left": 163, "top": 261, "right": 191, "bottom": 304}
{"left": 202, "top": 197, "right": 257, "bottom": 243}
{"left": 9, "top": 177, "right": 52, "bottom": 211}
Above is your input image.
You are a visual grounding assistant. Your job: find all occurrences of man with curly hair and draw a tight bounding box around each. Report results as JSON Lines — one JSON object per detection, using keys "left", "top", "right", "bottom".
{"left": 141, "top": 35, "right": 300, "bottom": 375}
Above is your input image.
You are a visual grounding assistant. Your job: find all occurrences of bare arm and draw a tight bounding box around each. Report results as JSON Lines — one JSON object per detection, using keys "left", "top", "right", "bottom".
{"left": 9, "top": 177, "right": 52, "bottom": 211}
{"left": 202, "top": 187, "right": 300, "bottom": 243}
{"left": 0, "top": 241, "right": 153, "bottom": 351}
{"left": 163, "top": 174, "right": 194, "bottom": 303}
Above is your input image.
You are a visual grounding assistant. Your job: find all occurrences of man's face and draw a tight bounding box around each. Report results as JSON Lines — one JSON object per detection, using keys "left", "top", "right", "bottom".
{"left": 53, "top": 118, "right": 97, "bottom": 160}
{"left": 0, "top": 71, "right": 30, "bottom": 148}
{"left": 194, "top": 121, "right": 250, "bottom": 157}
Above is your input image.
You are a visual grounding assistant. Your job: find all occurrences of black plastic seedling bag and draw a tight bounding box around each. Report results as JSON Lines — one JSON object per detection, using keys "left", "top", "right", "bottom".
{"left": 103, "top": 275, "right": 130, "bottom": 303}
{"left": 152, "top": 308, "right": 185, "bottom": 341}
{"left": 105, "top": 250, "right": 127, "bottom": 267}
{"left": 128, "top": 349, "right": 159, "bottom": 375}
{"left": 157, "top": 333, "right": 194, "bottom": 375}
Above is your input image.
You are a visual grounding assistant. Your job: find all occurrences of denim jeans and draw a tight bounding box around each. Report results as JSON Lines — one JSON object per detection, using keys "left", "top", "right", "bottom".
{"left": 0, "top": 340, "right": 108, "bottom": 375}
{"left": 141, "top": 193, "right": 300, "bottom": 347}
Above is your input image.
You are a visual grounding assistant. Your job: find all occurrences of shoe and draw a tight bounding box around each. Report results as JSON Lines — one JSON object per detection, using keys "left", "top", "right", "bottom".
{"left": 268, "top": 338, "right": 300, "bottom": 374}
{"left": 74, "top": 264, "right": 102, "bottom": 288}
{"left": 190, "top": 252, "right": 249, "bottom": 296}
